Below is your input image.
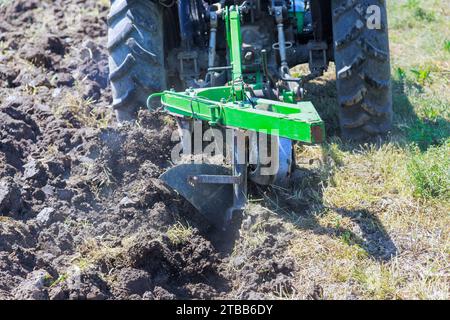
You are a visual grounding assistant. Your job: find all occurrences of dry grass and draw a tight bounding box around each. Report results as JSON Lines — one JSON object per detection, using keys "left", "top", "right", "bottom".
{"left": 166, "top": 222, "right": 194, "bottom": 246}
{"left": 54, "top": 90, "right": 112, "bottom": 129}
{"left": 69, "top": 235, "right": 141, "bottom": 275}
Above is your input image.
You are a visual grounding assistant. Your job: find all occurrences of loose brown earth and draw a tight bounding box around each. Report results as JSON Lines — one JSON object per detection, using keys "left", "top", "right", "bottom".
{"left": 0, "top": 0, "right": 299, "bottom": 300}
{"left": 2, "top": 0, "right": 447, "bottom": 300}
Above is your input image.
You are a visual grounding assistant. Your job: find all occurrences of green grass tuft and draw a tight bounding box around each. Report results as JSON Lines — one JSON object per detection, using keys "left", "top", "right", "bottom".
{"left": 445, "top": 40, "right": 450, "bottom": 53}
{"left": 407, "top": 141, "right": 450, "bottom": 199}
{"left": 407, "top": 118, "right": 449, "bottom": 150}
{"left": 410, "top": 67, "right": 431, "bottom": 86}
{"left": 413, "top": 7, "right": 435, "bottom": 22}
{"left": 404, "top": 0, "right": 419, "bottom": 10}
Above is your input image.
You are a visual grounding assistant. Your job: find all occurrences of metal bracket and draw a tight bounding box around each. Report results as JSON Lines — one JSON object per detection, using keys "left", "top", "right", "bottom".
{"left": 178, "top": 51, "right": 199, "bottom": 81}
{"left": 307, "top": 41, "right": 328, "bottom": 74}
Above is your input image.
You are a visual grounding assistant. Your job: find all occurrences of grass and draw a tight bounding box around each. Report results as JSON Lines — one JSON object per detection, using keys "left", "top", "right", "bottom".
{"left": 445, "top": 40, "right": 450, "bottom": 53}
{"left": 238, "top": 0, "right": 450, "bottom": 300}
{"left": 0, "top": 216, "right": 12, "bottom": 223}
{"left": 54, "top": 90, "right": 112, "bottom": 130}
{"left": 48, "top": 237, "right": 132, "bottom": 291}
{"left": 166, "top": 222, "right": 194, "bottom": 246}
{"left": 49, "top": 273, "right": 68, "bottom": 288}
{"left": 322, "top": 144, "right": 409, "bottom": 209}
{"left": 407, "top": 142, "right": 450, "bottom": 199}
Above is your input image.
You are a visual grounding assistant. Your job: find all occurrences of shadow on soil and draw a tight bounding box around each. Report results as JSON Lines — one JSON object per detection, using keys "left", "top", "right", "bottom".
{"left": 254, "top": 176, "right": 398, "bottom": 262}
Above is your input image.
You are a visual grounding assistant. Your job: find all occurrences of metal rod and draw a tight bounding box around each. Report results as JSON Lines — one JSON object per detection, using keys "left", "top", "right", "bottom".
{"left": 208, "top": 12, "right": 218, "bottom": 69}
{"left": 274, "top": 6, "right": 289, "bottom": 74}
{"left": 208, "top": 66, "right": 233, "bottom": 72}
{"left": 188, "top": 174, "right": 242, "bottom": 184}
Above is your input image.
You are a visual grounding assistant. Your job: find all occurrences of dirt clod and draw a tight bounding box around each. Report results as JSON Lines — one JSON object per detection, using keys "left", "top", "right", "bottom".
{"left": 0, "top": 177, "right": 22, "bottom": 217}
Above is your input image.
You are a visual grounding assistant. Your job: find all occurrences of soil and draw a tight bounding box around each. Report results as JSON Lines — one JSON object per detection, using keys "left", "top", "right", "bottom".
{"left": 0, "top": 0, "right": 298, "bottom": 300}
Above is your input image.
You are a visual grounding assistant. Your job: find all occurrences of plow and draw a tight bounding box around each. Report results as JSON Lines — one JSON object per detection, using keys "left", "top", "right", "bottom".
{"left": 108, "top": 0, "right": 393, "bottom": 229}
{"left": 151, "top": 5, "right": 324, "bottom": 229}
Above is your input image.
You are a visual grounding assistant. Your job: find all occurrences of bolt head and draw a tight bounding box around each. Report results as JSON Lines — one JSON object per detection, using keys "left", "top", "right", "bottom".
{"left": 244, "top": 51, "right": 253, "bottom": 61}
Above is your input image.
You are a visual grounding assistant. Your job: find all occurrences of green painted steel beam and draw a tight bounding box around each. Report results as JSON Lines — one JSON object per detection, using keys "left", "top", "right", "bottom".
{"left": 224, "top": 6, "right": 244, "bottom": 101}
{"left": 157, "top": 89, "right": 325, "bottom": 144}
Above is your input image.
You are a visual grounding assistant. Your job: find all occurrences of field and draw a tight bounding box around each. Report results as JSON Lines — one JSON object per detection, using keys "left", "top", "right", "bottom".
{"left": 0, "top": 0, "right": 448, "bottom": 299}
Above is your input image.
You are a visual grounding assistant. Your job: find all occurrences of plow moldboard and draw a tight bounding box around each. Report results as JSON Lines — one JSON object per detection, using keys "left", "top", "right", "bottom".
{"left": 160, "top": 164, "right": 234, "bottom": 228}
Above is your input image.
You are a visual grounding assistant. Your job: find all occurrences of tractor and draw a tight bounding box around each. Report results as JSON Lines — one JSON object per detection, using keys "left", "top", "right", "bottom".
{"left": 107, "top": 0, "right": 392, "bottom": 228}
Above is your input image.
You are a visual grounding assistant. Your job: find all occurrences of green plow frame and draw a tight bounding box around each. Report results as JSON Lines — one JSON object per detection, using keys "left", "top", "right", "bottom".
{"left": 152, "top": 87, "right": 324, "bottom": 143}
{"left": 149, "top": 5, "right": 325, "bottom": 143}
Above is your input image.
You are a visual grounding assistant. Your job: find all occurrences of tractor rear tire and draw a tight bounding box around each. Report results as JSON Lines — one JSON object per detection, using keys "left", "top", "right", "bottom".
{"left": 108, "top": 0, "right": 166, "bottom": 122}
{"left": 332, "top": 0, "right": 393, "bottom": 139}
